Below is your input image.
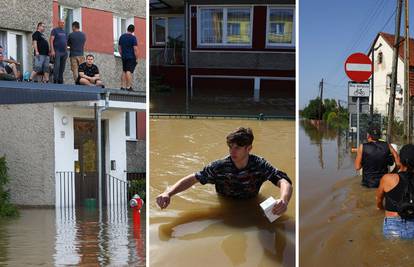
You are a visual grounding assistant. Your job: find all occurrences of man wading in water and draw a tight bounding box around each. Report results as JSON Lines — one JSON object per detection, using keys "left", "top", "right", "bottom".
{"left": 156, "top": 127, "right": 293, "bottom": 216}
{"left": 354, "top": 125, "right": 400, "bottom": 188}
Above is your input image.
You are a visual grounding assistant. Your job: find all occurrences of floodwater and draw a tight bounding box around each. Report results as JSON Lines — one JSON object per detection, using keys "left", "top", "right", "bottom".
{"left": 0, "top": 206, "right": 146, "bottom": 266}
{"left": 150, "top": 119, "right": 295, "bottom": 267}
{"left": 299, "top": 120, "right": 414, "bottom": 266}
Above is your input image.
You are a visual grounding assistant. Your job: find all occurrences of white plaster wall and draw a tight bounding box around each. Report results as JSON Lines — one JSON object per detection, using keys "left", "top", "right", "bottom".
{"left": 54, "top": 105, "right": 127, "bottom": 179}
{"left": 54, "top": 104, "right": 128, "bottom": 207}
{"left": 371, "top": 35, "right": 405, "bottom": 120}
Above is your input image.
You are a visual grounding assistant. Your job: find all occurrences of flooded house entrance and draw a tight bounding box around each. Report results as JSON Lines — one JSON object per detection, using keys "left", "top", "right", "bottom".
{"left": 74, "top": 119, "right": 106, "bottom": 207}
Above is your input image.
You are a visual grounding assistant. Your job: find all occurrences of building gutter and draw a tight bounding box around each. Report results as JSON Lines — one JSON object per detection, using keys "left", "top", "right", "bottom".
{"left": 95, "top": 91, "right": 110, "bottom": 212}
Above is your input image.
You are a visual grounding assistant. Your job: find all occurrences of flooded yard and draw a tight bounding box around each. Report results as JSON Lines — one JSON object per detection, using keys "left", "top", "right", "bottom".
{"left": 0, "top": 206, "right": 146, "bottom": 266}
{"left": 299, "top": 120, "right": 414, "bottom": 266}
{"left": 150, "top": 119, "right": 295, "bottom": 267}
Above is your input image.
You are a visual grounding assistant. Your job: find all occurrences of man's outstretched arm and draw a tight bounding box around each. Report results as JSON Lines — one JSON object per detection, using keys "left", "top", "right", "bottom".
{"left": 156, "top": 174, "right": 199, "bottom": 209}
{"left": 272, "top": 178, "right": 293, "bottom": 215}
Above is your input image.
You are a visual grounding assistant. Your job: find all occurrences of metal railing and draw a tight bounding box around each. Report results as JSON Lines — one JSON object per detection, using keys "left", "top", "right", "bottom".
{"left": 150, "top": 113, "right": 295, "bottom": 120}
{"left": 55, "top": 171, "right": 76, "bottom": 208}
{"left": 106, "top": 173, "right": 129, "bottom": 206}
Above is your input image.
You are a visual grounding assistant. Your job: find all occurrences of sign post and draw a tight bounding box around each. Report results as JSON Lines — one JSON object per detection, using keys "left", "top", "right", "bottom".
{"left": 345, "top": 53, "right": 373, "bottom": 150}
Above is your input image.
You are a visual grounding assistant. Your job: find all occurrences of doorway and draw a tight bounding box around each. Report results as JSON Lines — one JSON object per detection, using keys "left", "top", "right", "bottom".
{"left": 74, "top": 119, "right": 106, "bottom": 206}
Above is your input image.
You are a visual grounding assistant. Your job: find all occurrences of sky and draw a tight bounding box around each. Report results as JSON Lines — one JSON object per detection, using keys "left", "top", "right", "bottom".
{"left": 299, "top": 0, "right": 414, "bottom": 108}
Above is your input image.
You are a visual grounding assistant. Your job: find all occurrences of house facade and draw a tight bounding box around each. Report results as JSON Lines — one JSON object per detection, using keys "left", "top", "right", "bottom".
{"left": 0, "top": 0, "right": 147, "bottom": 183}
{"left": 0, "top": 82, "right": 145, "bottom": 207}
{"left": 150, "top": 0, "right": 295, "bottom": 106}
{"left": 370, "top": 32, "right": 414, "bottom": 121}
{"left": 0, "top": 0, "right": 146, "bottom": 90}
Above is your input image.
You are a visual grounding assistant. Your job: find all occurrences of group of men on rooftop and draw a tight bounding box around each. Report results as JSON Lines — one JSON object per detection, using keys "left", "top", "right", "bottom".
{"left": 0, "top": 19, "right": 139, "bottom": 91}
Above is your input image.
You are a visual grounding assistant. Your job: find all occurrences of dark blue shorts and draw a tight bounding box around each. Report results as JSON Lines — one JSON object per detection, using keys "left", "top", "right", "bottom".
{"left": 122, "top": 58, "right": 137, "bottom": 73}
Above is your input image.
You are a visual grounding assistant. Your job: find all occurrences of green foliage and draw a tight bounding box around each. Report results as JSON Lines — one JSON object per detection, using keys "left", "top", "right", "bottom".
{"left": 382, "top": 116, "right": 404, "bottom": 139}
{"left": 0, "top": 156, "right": 19, "bottom": 217}
{"left": 302, "top": 98, "right": 348, "bottom": 129}
{"left": 302, "top": 98, "right": 324, "bottom": 119}
{"left": 129, "top": 179, "right": 146, "bottom": 202}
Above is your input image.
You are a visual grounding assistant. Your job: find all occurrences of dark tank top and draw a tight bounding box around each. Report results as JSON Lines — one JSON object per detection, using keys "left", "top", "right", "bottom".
{"left": 384, "top": 172, "right": 414, "bottom": 212}
{"left": 361, "top": 141, "right": 390, "bottom": 188}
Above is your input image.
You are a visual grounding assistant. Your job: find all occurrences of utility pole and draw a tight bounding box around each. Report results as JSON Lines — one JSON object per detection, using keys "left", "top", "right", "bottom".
{"left": 404, "top": 0, "right": 411, "bottom": 142}
{"left": 387, "top": 0, "right": 403, "bottom": 143}
{"left": 318, "top": 78, "right": 324, "bottom": 120}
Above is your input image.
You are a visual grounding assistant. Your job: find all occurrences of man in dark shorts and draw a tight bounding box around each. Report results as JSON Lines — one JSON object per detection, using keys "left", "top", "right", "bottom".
{"left": 354, "top": 125, "right": 400, "bottom": 188}
{"left": 30, "top": 22, "right": 50, "bottom": 82}
{"left": 156, "top": 127, "right": 293, "bottom": 216}
{"left": 118, "top": 24, "right": 138, "bottom": 91}
{"left": 78, "top": 54, "right": 104, "bottom": 87}
{"left": 68, "top": 21, "right": 86, "bottom": 82}
{"left": 50, "top": 19, "right": 68, "bottom": 84}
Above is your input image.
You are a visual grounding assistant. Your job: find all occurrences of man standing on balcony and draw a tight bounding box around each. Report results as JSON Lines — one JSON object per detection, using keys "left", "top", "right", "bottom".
{"left": 118, "top": 24, "right": 139, "bottom": 91}
{"left": 30, "top": 22, "right": 50, "bottom": 82}
{"left": 68, "top": 21, "right": 86, "bottom": 83}
{"left": 50, "top": 19, "right": 68, "bottom": 84}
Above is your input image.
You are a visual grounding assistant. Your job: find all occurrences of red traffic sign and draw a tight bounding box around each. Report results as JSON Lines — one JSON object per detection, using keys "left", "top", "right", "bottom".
{"left": 344, "top": 53, "right": 373, "bottom": 82}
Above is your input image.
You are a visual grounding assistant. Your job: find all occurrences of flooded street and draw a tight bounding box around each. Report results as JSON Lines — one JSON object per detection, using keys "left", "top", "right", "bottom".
{"left": 299, "top": 120, "right": 414, "bottom": 266}
{"left": 150, "top": 119, "right": 295, "bottom": 267}
{"left": 0, "top": 207, "right": 146, "bottom": 266}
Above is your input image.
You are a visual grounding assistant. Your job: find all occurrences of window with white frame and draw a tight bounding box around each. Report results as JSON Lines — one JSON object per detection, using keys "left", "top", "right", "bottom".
{"left": 59, "top": 6, "right": 82, "bottom": 33}
{"left": 266, "top": 7, "right": 295, "bottom": 47}
{"left": 113, "top": 16, "right": 134, "bottom": 56}
{"left": 152, "top": 16, "right": 184, "bottom": 45}
{"left": 125, "top": 112, "right": 137, "bottom": 140}
{"left": 198, "top": 7, "right": 252, "bottom": 46}
{"left": 0, "top": 30, "right": 28, "bottom": 72}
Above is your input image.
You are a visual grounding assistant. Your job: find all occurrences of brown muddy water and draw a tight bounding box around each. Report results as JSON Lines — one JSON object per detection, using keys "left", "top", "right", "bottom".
{"left": 299, "top": 120, "right": 414, "bottom": 267}
{"left": 150, "top": 119, "right": 295, "bottom": 267}
{"left": 0, "top": 206, "right": 146, "bottom": 266}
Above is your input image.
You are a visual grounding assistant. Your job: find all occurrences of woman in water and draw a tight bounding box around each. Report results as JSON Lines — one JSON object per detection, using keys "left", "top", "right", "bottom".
{"left": 376, "top": 144, "right": 414, "bottom": 239}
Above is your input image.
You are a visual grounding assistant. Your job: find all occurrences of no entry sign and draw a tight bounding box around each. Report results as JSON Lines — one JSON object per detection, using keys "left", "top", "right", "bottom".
{"left": 344, "top": 53, "right": 373, "bottom": 82}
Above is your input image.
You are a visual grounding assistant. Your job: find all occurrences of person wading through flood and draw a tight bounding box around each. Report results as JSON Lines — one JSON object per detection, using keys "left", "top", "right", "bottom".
{"left": 376, "top": 144, "right": 414, "bottom": 239}
{"left": 354, "top": 125, "right": 400, "bottom": 188}
{"left": 156, "top": 127, "right": 293, "bottom": 216}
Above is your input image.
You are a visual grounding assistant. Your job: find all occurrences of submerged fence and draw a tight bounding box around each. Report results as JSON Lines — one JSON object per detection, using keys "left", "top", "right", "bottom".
{"left": 106, "top": 173, "right": 129, "bottom": 206}
{"left": 55, "top": 171, "right": 129, "bottom": 208}
{"left": 150, "top": 113, "right": 294, "bottom": 120}
{"left": 55, "top": 171, "right": 76, "bottom": 208}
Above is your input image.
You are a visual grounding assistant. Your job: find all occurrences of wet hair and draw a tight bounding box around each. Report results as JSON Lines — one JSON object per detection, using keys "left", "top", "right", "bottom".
{"left": 367, "top": 125, "right": 381, "bottom": 140}
{"left": 86, "top": 54, "right": 94, "bottom": 59}
{"left": 226, "top": 127, "right": 254, "bottom": 147}
{"left": 37, "top": 22, "right": 44, "bottom": 28}
{"left": 127, "top": 24, "right": 135, "bottom": 33}
{"left": 72, "top": 21, "right": 80, "bottom": 29}
{"left": 400, "top": 144, "right": 414, "bottom": 172}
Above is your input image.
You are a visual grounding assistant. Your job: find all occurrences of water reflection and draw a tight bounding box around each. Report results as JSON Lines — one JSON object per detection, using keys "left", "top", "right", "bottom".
{"left": 0, "top": 207, "right": 146, "bottom": 266}
{"left": 300, "top": 120, "right": 350, "bottom": 170}
{"left": 53, "top": 206, "right": 145, "bottom": 266}
{"left": 299, "top": 120, "right": 414, "bottom": 266}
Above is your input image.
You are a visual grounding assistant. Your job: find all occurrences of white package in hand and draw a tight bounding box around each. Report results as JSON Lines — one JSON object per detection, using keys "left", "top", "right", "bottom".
{"left": 260, "top": 197, "right": 281, "bottom": 222}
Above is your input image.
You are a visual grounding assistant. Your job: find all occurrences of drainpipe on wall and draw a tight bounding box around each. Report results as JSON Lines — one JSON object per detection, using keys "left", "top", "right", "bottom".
{"left": 95, "top": 91, "right": 110, "bottom": 212}
{"left": 185, "top": 1, "right": 190, "bottom": 114}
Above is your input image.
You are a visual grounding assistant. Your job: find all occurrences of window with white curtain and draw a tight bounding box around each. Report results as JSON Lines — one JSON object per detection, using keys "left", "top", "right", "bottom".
{"left": 0, "top": 30, "right": 28, "bottom": 72}
{"left": 59, "top": 6, "right": 82, "bottom": 33}
{"left": 266, "top": 7, "right": 295, "bottom": 47}
{"left": 198, "top": 7, "right": 252, "bottom": 46}
{"left": 113, "top": 16, "right": 134, "bottom": 56}
{"left": 125, "top": 112, "right": 137, "bottom": 140}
